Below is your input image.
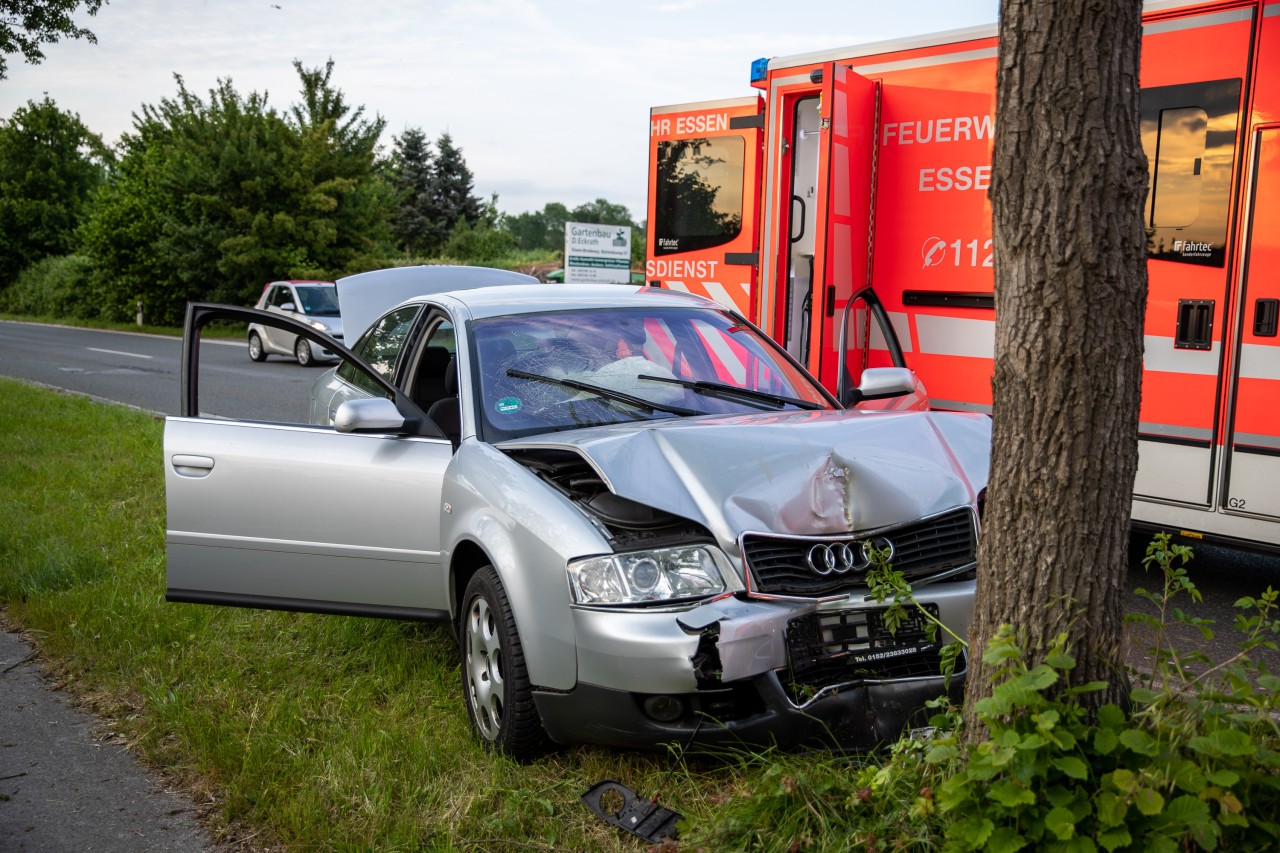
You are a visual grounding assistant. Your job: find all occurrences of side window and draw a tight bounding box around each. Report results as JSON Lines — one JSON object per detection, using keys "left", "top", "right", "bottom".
{"left": 337, "top": 305, "right": 423, "bottom": 396}
{"left": 270, "top": 286, "right": 293, "bottom": 309}
{"left": 402, "top": 317, "right": 458, "bottom": 412}
{"left": 1141, "top": 79, "right": 1241, "bottom": 267}
{"left": 425, "top": 319, "right": 455, "bottom": 353}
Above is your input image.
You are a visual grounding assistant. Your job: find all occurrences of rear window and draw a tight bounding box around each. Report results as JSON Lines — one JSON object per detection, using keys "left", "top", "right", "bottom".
{"left": 652, "top": 136, "right": 745, "bottom": 256}
{"left": 1141, "top": 79, "right": 1241, "bottom": 267}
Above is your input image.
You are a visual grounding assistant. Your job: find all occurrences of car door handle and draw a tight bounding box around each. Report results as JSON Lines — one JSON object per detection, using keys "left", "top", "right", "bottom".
{"left": 171, "top": 454, "right": 215, "bottom": 478}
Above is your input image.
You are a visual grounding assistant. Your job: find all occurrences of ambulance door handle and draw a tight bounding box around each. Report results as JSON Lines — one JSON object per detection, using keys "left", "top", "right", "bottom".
{"left": 1254, "top": 298, "right": 1278, "bottom": 337}
{"left": 1174, "top": 299, "right": 1214, "bottom": 351}
{"left": 791, "top": 195, "right": 806, "bottom": 243}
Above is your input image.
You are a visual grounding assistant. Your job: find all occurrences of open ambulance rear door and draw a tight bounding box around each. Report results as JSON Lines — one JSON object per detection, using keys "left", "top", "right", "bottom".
{"left": 646, "top": 97, "right": 764, "bottom": 318}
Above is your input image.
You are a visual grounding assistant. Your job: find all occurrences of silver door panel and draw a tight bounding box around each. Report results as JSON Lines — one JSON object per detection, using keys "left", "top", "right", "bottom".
{"left": 165, "top": 417, "right": 452, "bottom": 610}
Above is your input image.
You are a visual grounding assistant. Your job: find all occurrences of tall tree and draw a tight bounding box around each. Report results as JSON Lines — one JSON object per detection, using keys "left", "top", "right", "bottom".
{"left": 81, "top": 62, "right": 392, "bottom": 324}
{"left": 388, "top": 127, "right": 434, "bottom": 256}
{"left": 569, "top": 197, "right": 642, "bottom": 266}
{"left": 425, "top": 131, "right": 482, "bottom": 251}
{"left": 281, "top": 59, "right": 393, "bottom": 275}
{"left": 0, "top": 95, "right": 108, "bottom": 286}
{"left": 964, "top": 0, "right": 1148, "bottom": 734}
{"left": 0, "top": 0, "right": 105, "bottom": 78}
{"left": 540, "top": 201, "right": 569, "bottom": 249}
{"left": 288, "top": 58, "right": 384, "bottom": 158}
{"left": 503, "top": 207, "right": 548, "bottom": 251}
{"left": 77, "top": 138, "right": 170, "bottom": 321}
{"left": 569, "top": 197, "right": 633, "bottom": 227}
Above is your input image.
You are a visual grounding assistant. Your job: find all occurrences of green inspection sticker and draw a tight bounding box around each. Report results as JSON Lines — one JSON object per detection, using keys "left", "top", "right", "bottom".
{"left": 495, "top": 397, "right": 522, "bottom": 414}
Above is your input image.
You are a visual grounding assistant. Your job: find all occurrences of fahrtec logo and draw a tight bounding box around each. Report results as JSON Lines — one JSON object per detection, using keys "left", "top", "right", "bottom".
{"left": 1173, "top": 239, "right": 1213, "bottom": 256}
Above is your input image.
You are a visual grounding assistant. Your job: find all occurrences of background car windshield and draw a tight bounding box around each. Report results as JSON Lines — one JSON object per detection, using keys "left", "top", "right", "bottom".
{"left": 295, "top": 285, "right": 340, "bottom": 316}
{"left": 473, "top": 305, "right": 829, "bottom": 441}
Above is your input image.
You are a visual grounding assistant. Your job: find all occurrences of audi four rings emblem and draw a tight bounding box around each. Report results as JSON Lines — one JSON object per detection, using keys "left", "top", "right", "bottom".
{"left": 805, "top": 537, "right": 895, "bottom": 575}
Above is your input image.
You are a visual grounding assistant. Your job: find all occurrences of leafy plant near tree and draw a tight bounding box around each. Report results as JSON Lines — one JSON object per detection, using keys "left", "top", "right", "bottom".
{"left": 688, "top": 535, "right": 1280, "bottom": 852}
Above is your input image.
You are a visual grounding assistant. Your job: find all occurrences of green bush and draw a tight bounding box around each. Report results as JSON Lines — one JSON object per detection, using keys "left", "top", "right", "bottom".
{"left": 0, "top": 254, "right": 99, "bottom": 319}
{"left": 440, "top": 217, "right": 518, "bottom": 264}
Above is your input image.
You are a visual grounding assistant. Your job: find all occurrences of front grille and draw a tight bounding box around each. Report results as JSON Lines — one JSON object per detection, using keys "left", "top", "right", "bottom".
{"left": 742, "top": 507, "right": 976, "bottom": 597}
{"left": 783, "top": 604, "right": 966, "bottom": 703}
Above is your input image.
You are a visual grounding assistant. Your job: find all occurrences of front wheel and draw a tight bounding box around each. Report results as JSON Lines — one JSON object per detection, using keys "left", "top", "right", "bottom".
{"left": 459, "top": 567, "right": 548, "bottom": 758}
{"left": 294, "top": 336, "right": 314, "bottom": 367}
{"left": 247, "top": 331, "right": 266, "bottom": 362}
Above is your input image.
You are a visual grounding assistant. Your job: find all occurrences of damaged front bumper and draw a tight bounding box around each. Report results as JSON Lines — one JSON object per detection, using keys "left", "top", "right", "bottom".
{"left": 536, "top": 581, "right": 973, "bottom": 750}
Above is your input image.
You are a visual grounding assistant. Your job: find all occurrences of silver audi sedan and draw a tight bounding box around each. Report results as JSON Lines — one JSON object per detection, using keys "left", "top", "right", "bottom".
{"left": 165, "top": 266, "right": 990, "bottom": 757}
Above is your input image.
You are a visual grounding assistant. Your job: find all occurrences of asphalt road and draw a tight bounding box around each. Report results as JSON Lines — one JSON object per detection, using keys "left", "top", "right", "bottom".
{"left": 0, "top": 629, "right": 213, "bottom": 852}
{"left": 0, "top": 320, "right": 326, "bottom": 420}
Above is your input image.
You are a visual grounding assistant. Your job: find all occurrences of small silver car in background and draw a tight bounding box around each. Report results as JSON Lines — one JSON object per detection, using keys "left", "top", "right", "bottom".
{"left": 246, "top": 280, "right": 344, "bottom": 366}
{"left": 166, "top": 266, "right": 990, "bottom": 758}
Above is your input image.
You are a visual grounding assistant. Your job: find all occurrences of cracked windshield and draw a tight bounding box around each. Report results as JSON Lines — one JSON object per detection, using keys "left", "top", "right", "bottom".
{"left": 474, "top": 305, "right": 830, "bottom": 440}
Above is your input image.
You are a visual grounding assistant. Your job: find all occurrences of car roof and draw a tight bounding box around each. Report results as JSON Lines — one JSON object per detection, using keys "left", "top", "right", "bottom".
{"left": 430, "top": 283, "right": 719, "bottom": 321}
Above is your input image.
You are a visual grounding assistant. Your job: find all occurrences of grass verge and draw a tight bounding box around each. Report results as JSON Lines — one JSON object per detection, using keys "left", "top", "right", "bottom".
{"left": 0, "top": 378, "right": 781, "bottom": 850}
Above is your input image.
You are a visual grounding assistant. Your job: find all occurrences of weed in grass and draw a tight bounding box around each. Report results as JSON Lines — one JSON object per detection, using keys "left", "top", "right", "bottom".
{"left": 685, "top": 534, "right": 1280, "bottom": 852}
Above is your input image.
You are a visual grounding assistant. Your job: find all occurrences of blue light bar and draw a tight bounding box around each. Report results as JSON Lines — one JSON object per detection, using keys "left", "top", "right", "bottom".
{"left": 750, "top": 57, "right": 769, "bottom": 83}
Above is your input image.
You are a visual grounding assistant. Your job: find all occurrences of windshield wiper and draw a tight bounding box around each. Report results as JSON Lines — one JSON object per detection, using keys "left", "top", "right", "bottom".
{"left": 637, "top": 374, "right": 825, "bottom": 411}
{"left": 506, "top": 369, "right": 704, "bottom": 417}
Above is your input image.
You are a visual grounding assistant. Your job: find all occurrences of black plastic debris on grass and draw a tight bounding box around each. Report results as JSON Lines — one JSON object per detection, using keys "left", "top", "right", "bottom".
{"left": 581, "top": 780, "right": 682, "bottom": 843}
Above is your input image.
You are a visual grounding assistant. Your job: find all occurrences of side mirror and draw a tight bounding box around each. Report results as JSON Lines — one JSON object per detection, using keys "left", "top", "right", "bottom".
{"left": 279, "top": 302, "right": 297, "bottom": 312}
{"left": 845, "top": 367, "right": 918, "bottom": 406}
{"left": 334, "top": 397, "right": 406, "bottom": 433}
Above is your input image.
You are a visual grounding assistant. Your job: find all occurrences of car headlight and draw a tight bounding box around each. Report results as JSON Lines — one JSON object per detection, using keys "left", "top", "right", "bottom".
{"left": 309, "top": 320, "right": 330, "bottom": 332}
{"left": 567, "top": 546, "right": 725, "bottom": 605}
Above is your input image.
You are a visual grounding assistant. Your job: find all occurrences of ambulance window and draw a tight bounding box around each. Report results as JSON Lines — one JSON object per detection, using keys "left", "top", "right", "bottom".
{"left": 1140, "top": 79, "right": 1240, "bottom": 267}
{"left": 653, "top": 136, "right": 745, "bottom": 257}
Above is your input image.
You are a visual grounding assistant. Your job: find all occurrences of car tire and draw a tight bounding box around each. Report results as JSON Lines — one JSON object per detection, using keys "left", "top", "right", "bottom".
{"left": 294, "top": 336, "right": 314, "bottom": 367}
{"left": 247, "top": 332, "right": 267, "bottom": 362}
{"left": 459, "top": 567, "right": 548, "bottom": 759}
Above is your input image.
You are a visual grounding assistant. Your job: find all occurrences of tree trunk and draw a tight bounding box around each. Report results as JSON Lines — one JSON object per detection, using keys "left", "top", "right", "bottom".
{"left": 962, "top": 0, "right": 1149, "bottom": 738}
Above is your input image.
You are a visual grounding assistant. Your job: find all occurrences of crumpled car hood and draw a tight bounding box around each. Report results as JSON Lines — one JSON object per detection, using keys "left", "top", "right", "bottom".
{"left": 501, "top": 408, "right": 990, "bottom": 544}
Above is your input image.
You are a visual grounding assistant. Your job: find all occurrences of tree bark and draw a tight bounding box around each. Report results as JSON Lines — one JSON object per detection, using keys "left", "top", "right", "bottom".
{"left": 963, "top": 0, "right": 1148, "bottom": 738}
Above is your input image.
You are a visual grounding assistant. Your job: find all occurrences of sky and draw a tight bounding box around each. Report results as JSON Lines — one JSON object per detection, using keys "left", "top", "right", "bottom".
{"left": 1, "top": 0, "right": 997, "bottom": 220}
